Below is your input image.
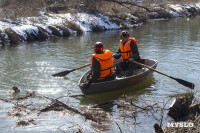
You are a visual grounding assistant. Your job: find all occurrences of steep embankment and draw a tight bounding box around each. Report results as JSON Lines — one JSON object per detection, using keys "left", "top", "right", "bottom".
{"left": 0, "top": 0, "right": 200, "bottom": 46}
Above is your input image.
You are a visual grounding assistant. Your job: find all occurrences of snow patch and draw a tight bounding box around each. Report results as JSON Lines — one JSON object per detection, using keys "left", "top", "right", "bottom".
{"left": 168, "top": 4, "right": 183, "bottom": 12}
{"left": 68, "top": 13, "right": 120, "bottom": 31}
{"left": 0, "top": 21, "right": 17, "bottom": 30}
{"left": 12, "top": 25, "right": 39, "bottom": 40}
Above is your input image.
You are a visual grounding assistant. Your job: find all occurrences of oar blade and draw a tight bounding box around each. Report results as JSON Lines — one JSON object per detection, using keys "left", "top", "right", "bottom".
{"left": 170, "top": 77, "right": 195, "bottom": 89}
{"left": 52, "top": 69, "right": 75, "bottom": 77}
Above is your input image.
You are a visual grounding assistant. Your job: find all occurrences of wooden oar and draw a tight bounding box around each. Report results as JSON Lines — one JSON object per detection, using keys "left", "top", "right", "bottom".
{"left": 52, "top": 63, "right": 90, "bottom": 77}
{"left": 131, "top": 60, "right": 195, "bottom": 89}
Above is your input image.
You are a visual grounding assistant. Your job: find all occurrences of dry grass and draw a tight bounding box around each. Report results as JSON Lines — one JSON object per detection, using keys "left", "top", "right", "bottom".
{"left": 0, "top": 0, "right": 45, "bottom": 19}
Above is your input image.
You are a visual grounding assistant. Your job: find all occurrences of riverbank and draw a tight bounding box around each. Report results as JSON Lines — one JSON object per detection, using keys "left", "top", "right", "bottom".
{"left": 0, "top": 1, "right": 200, "bottom": 46}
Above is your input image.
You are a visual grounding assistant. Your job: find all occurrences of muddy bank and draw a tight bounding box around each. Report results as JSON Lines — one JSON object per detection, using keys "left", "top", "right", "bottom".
{"left": 0, "top": 1, "right": 200, "bottom": 46}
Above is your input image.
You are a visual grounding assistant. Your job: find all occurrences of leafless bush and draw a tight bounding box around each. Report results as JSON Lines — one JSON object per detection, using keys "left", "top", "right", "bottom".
{"left": 0, "top": 0, "right": 199, "bottom": 21}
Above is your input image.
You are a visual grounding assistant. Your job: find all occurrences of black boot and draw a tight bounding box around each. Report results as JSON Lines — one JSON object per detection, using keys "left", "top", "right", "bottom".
{"left": 114, "top": 66, "right": 121, "bottom": 76}
{"left": 126, "top": 62, "right": 134, "bottom": 77}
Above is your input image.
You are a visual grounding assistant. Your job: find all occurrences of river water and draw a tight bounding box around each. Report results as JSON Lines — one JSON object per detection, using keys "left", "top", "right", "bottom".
{"left": 0, "top": 16, "right": 200, "bottom": 132}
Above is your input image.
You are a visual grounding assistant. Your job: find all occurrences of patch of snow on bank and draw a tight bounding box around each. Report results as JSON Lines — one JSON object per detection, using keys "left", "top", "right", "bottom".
{"left": 168, "top": 4, "right": 183, "bottom": 17}
{"left": 97, "top": 14, "right": 120, "bottom": 29}
{"left": 169, "top": 4, "right": 183, "bottom": 12}
{"left": 22, "top": 12, "right": 120, "bottom": 32}
{"left": 195, "top": 3, "right": 200, "bottom": 8}
{"left": 168, "top": 3, "right": 200, "bottom": 17}
{"left": 12, "top": 25, "right": 39, "bottom": 40}
{"left": 68, "top": 13, "right": 120, "bottom": 31}
{"left": 0, "top": 21, "right": 17, "bottom": 30}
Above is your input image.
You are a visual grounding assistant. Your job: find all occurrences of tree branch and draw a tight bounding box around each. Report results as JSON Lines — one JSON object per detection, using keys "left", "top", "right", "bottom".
{"left": 104, "top": 0, "right": 152, "bottom": 12}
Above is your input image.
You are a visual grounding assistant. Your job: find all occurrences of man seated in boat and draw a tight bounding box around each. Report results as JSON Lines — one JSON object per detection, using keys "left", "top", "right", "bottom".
{"left": 82, "top": 42, "right": 116, "bottom": 88}
{"left": 113, "top": 30, "right": 142, "bottom": 77}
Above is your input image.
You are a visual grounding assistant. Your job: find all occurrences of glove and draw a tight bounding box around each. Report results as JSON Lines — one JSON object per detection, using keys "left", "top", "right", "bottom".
{"left": 113, "top": 53, "right": 120, "bottom": 59}
{"left": 128, "top": 58, "right": 134, "bottom": 62}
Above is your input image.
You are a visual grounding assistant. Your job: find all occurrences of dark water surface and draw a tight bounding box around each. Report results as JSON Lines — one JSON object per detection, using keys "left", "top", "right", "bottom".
{"left": 0, "top": 16, "right": 199, "bottom": 132}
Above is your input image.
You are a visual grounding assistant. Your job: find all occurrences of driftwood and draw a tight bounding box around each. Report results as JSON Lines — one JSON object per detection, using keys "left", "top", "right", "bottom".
{"left": 16, "top": 119, "right": 36, "bottom": 127}
{"left": 1, "top": 88, "right": 100, "bottom": 124}
{"left": 189, "top": 103, "right": 200, "bottom": 115}
{"left": 39, "top": 99, "right": 99, "bottom": 123}
{"left": 168, "top": 94, "right": 194, "bottom": 121}
{"left": 12, "top": 87, "right": 20, "bottom": 93}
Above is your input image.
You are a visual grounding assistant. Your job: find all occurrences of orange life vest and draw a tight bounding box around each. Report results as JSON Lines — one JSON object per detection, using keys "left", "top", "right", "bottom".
{"left": 119, "top": 38, "right": 138, "bottom": 61}
{"left": 91, "top": 50, "right": 114, "bottom": 80}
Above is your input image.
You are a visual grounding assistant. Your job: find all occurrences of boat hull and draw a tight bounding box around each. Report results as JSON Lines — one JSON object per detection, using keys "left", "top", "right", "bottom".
{"left": 78, "top": 59, "right": 158, "bottom": 95}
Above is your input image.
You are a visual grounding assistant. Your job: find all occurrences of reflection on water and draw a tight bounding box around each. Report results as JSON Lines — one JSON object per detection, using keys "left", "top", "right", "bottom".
{"left": 0, "top": 16, "right": 200, "bottom": 132}
{"left": 79, "top": 76, "right": 156, "bottom": 105}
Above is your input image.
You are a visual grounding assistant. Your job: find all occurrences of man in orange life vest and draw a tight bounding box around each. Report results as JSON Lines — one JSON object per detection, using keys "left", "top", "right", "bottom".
{"left": 113, "top": 30, "right": 141, "bottom": 77}
{"left": 83, "top": 42, "right": 116, "bottom": 88}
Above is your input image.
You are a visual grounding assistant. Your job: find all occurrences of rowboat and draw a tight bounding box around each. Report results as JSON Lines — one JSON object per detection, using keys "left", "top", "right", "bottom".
{"left": 78, "top": 58, "right": 158, "bottom": 95}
